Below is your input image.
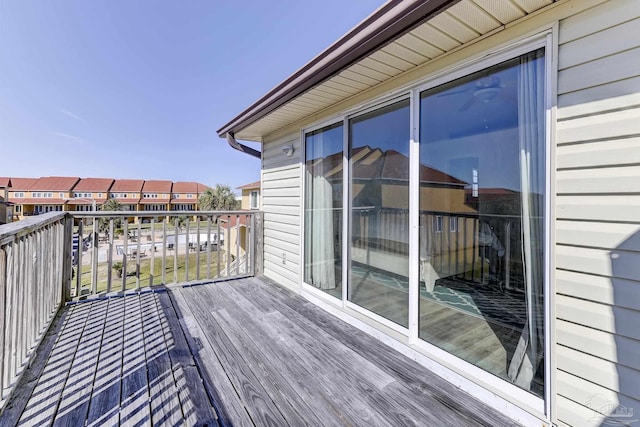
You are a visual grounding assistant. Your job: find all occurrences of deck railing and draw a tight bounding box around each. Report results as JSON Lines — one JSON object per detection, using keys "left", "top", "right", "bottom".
{"left": 0, "top": 209, "right": 262, "bottom": 413}
{"left": 0, "top": 212, "right": 73, "bottom": 407}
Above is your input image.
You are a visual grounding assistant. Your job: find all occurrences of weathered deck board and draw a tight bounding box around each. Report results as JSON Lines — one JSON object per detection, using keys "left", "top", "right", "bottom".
{"left": 16, "top": 302, "right": 93, "bottom": 426}
{"left": 155, "top": 292, "right": 219, "bottom": 426}
{"left": 3, "top": 277, "right": 521, "bottom": 427}
{"left": 86, "top": 297, "right": 125, "bottom": 427}
{"left": 119, "top": 294, "right": 151, "bottom": 426}
{"left": 170, "top": 289, "right": 254, "bottom": 427}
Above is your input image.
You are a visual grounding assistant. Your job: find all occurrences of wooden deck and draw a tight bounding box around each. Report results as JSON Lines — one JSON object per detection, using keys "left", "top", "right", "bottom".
{"left": 1, "top": 277, "right": 518, "bottom": 426}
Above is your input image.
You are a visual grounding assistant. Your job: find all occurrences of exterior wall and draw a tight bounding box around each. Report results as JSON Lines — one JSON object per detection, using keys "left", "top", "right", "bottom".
{"left": 554, "top": 1, "right": 640, "bottom": 425}
{"left": 241, "top": 188, "right": 260, "bottom": 210}
{"left": 261, "top": 133, "right": 302, "bottom": 292}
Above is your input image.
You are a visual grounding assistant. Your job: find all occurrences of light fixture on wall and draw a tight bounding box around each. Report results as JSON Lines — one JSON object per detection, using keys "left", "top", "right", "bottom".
{"left": 281, "top": 144, "right": 294, "bottom": 157}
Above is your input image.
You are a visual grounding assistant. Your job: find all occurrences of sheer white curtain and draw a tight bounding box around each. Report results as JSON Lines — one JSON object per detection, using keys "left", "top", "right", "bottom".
{"left": 308, "top": 171, "right": 336, "bottom": 290}
{"left": 508, "top": 49, "right": 545, "bottom": 390}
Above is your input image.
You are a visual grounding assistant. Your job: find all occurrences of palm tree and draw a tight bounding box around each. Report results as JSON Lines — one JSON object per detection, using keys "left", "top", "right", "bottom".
{"left": 198, "top": 184, "right": 237, "bottom": 211}
{"left": 99, "top": 198, "right": 124, "bottom": 234}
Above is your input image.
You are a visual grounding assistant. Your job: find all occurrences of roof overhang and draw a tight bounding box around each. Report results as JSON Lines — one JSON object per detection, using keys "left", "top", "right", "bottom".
{"left": 217, "top": 0, "right": 553, "bottom": 142}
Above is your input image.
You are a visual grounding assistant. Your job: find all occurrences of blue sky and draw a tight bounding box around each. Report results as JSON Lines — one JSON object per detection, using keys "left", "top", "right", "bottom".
{"left": 0, "top": 0, "right": 384, "bottom": 191}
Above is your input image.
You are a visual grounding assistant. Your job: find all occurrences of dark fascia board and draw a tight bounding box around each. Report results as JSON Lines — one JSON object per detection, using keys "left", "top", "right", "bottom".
{"left": 217, "top": 0, "right": 459, "bottom": 140}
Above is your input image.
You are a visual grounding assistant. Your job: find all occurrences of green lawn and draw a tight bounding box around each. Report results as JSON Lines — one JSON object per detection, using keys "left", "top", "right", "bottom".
{"left": 75, "top": 250, "right": 236, "bottom": 295}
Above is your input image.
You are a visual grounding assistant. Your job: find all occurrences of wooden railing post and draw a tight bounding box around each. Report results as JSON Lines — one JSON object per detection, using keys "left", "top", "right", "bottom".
{"left": 253, "top": 212, "right": 263, "bottom": 277}
{"left": 61, "top": 215, "right": 73, "bottom": 303}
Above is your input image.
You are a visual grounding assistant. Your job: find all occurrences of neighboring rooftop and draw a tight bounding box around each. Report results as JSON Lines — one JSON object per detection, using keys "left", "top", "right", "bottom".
{"left": 110, "top": 179, "right": 145, "bottom": 192}
{"left": 30, "top": 176, "right": 80, "bottom": 191}
{"left": 142, "top": 180, "right": 173, "bottom": 193}
{"left": 9, "top": 178, "right": 40, "bottom": 191}
{"left": 237, "top": 181, "right": 260, "bottom": 190}
{"left": 172, "top": 181, "right": 208, "bottom": 193}
{"left": 72, "top": 178, "right": 115, "bottom": 192}
{"left": 0, "top": 177, "right": 11, "bottom": 188}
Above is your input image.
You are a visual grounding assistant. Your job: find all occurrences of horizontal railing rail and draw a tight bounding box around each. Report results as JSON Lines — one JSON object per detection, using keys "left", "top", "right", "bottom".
{"left": 0, "top": 212, "right": 72, "bottom": 411}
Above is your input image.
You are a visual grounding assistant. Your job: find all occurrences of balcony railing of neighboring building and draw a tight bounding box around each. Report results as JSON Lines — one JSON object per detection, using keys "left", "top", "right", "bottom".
{"left": 0, "top": 209, "right": 263, "bottom": 412}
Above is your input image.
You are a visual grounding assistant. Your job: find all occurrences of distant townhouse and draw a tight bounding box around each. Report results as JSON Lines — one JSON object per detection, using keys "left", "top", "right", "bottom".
{"left": 0, "top": 177, "right": 12, "bottom": 224}
{"left": 109, "top": 179, "right": 144, "bottom": 212}
{"left": 5, "top": 176, "right": 214, "bottom": 222}
{"left": 67, "top": 178, "right": 114, "bottom": 211}
{"left": 8, "top": 177, "right": 79, "bottom": 220}
{"left": 237, "top": 181, "right": 260, "bottom": 210}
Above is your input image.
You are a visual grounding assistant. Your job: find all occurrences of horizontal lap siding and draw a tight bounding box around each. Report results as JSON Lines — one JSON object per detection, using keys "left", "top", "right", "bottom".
{"left": 556, "top": 1, "right": 640, "bottom": 425}
{"left": 262, "top": 134, "right": 302, "bottom": 291}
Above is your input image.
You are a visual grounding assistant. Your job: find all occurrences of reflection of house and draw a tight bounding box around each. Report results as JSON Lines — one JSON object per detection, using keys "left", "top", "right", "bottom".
{"left": 237, "top": 181, "right": 260, "bottom": 210}
{"left": 217, "top": 1, "right": 640, "bottom": 425}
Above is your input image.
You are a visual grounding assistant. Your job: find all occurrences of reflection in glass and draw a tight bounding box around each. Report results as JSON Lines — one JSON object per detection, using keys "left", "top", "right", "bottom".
{"left": 304, "top": 123, "right": 343, "bottom": 297}
{"left": 348, "top": 100, "right": 410, "bottom": 327}
{"left": 418, "top": 49, "right": 545, "bottom": 396}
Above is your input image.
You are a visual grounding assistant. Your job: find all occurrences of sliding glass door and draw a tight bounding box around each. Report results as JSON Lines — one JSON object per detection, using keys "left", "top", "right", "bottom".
{"left": 303, "top": 47, "right": 547, "bottom": 398}
{"left": 348, "top": 99, "right": 410, "bottom": 327}
{"left": 418, "top": 48, "right": 545, "bottom": 396}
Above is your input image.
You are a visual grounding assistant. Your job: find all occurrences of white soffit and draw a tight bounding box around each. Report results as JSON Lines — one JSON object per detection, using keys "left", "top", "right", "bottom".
{"left": 238, "top": 0, "right": 553, "bottom": 141}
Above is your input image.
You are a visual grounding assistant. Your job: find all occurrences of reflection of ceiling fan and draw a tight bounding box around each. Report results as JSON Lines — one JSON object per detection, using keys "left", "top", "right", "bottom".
{"left": 439, "top": 76, "right": 505, "bottom": 112}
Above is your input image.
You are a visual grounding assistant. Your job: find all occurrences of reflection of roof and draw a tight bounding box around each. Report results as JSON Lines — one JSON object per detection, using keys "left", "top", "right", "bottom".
{"left": 111, "top": 180, "right": 144, "bottom": 192}
{"left": 170, "top": 200, "right": 198, "bottom": 205}
{"left": 465, "top": 188, "right": 518, "bottom": 196}
{"left": 237, "top": 181, "right": 260, "bottom": 190}
{"left": 140, "top": 199, "right": 170, "bottom": 204}
{"left": 73, "top": 178, "right": 114, "bottom": 192}
{"left": 31, "top": 176, "right": 80, "bottom": 191}
{"left": 112, "top": 198, "right": 141, "bottom": 204}
{"left": 312, "top": 146, "right": 466, "bottom": 185}
{"left": 142, "top": 180, "right": 173, "bottom": 192}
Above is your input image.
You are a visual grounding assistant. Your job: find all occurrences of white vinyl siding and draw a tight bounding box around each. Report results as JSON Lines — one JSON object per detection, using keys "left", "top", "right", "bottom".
{"left": 555, "top": 1, "right": 640, "bottom": 425}
{"left": 261, "top": 134, "right": 302, "bottom": 291}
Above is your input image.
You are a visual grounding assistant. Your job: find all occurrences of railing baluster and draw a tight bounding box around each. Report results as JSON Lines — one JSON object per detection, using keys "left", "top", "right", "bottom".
{"left": 206, "top": 216, "right": 212, "bottom": 280}
{"left": 196, "top": 217, "right": 201, "bottom": 281}
{"left": 235, "top": 215, "right": 240, "bottom": 276}
{"left": 122, "top": 220, "right": 128, "bottom": 292}
{"left": 91, "top": 217, "right": 99, "bottom": 294}
{"left": 226, "top": 215, "right": 231, "bottom": 277}
{"left": 107, "top": 219, "right": 114, "bottom": 293}
{"left": 185, "top": 219, "right": 190, "bottom": 283}
{"left": 150, "top": 217, "right": 156, "bottom": 287}
{"left": 162, "top": 219, "right": 167, "bottom": 285}
{"left": 76, "top": 221, "right": 83, "bottom": 298}
{"left": 136, "top": 221, "right": 141, "bottom": 290}
{"left": 173, "top": 218, "right": 178, "bottom": 285}
{"left": 216, "top": 217, "right": 221, "bottom": 279}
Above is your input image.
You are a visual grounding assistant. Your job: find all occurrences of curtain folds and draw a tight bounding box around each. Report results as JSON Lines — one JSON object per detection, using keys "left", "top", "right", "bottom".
{"left": 508, "top": 49, "right": 545, "bottom": 391}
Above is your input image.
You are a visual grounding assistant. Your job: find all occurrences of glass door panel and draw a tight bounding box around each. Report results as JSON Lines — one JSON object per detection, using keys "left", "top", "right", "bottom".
{"left": 304, "top": 123, "right": 343, "bottom": 297}
{"left": 418, "top": 49, "right": 546, "bottom": 396}
{"left": 348, "top": 99, "right": 410, "bottom": 327}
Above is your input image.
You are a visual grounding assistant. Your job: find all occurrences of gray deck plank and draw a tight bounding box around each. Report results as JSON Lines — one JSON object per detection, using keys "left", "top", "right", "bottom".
{"left": 140, "top": 292, "right": 184, "bottom": 427}
{"left": 0, "top": 308, "right": 70, "bottom": 427}
{"left": 208, "top": 281, "right": 385, "bottom": 427}
{"left": 255, "top": 276, "right": 516, "bottom": 426}
{"left": 119, "top": 295, "right": 152, "bottom": 427}
{"left": 16, "top": 302, "right": 93, "bottom": 426}
{"left": 182, "top": 287, "right": 290, "bottom": 427}
{"left": 52, "top": 299, "right": 110, "bottom": 427}
{"left": 86, "top": 297, "right": 126, "bottom": 427}
{"left": 170, "top": 289, "right": 255, "bottom": 427}
{"left": 155, "top": 292, "right": 219, "bottom": 426}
